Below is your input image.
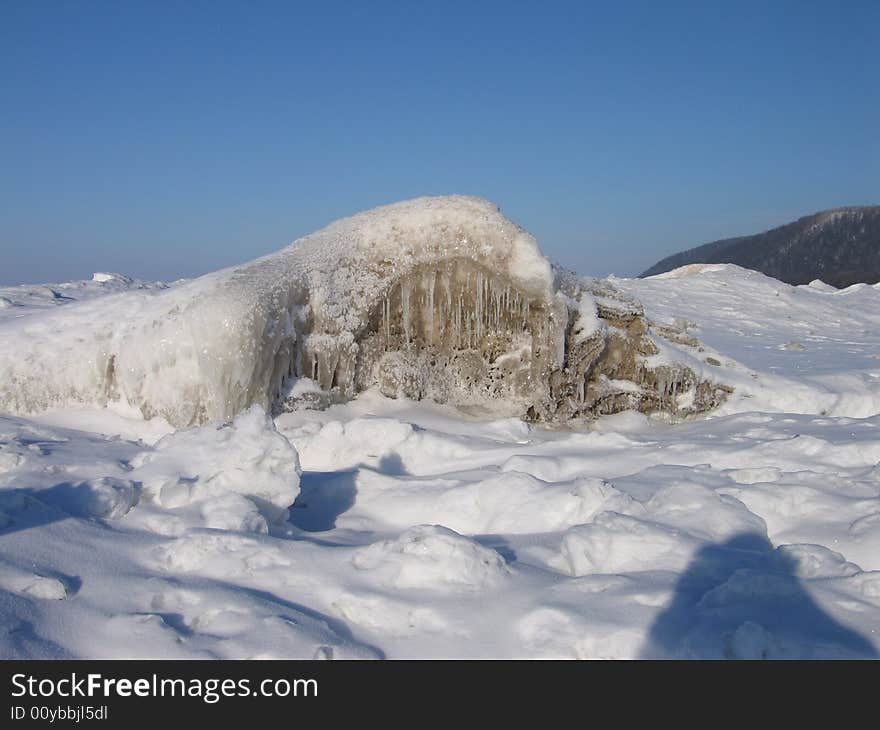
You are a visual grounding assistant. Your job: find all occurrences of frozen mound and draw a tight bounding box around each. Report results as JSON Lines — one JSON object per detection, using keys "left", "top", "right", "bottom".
{"left": 37, "top": 477, "right": 140, "bottom": 521}
{"left": 351, "top": 525, "right": 509, "bottom": 591}
{"left": 91, "top": 272, "right": 133, "bottom": 284}
{"left": 130, "top": 405, "right": 301, "bottom": 530}
{"left": 646, "top": 262, "right": 733, "bottom": 279}
{"left": 0, "top": 196, "right": 729, "bottom": 426}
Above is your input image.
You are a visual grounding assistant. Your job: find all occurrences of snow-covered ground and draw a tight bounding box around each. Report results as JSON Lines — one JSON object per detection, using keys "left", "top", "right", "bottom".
{"left": 1, "top": 263, "right": 879, "bottom": 659}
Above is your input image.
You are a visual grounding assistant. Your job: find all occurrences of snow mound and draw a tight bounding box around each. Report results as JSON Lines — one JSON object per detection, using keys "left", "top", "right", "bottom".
{"left": 647, "top": 263, "right": 736, "bottom": 279}
{"left": 802, "top": 279, "right": 837, "bottom": 292}
{"left": 91, "top": 272, "right": 133, "bottom": 284}
{"left": 0, "top": 561, "right": 69, "bottom": 601}
{"left": 0, "top": 196, "right": 727, "bottom": 426}
{"left": 346, "top": 470, "right": 636, "bottom": 535}
{"left": 39, "top": 477, "right": 139, "bottom": 520}
{"left": 290, "top": 417, "right": 415, "bottom": 472}
{"left": 351, "top": 525, "right": 508, "bottom": 590}
{"left": 775, "top": 544, "right": 861, "bottom": 580}
{"left": 131, "top": 405, "right": 301, "bottom": 527}
{"left": 557, "top": 513, "right": 705, "bottom": 576}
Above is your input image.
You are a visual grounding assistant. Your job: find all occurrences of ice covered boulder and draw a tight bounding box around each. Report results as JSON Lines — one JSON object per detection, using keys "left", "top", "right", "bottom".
{"left": 0, "top": 196, "right": 729, "bottom": 426}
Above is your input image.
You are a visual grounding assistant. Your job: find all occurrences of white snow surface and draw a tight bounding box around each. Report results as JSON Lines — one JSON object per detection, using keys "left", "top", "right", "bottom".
{"left": 1, "top": 221, "right": 880, "bottom": 658}
{"left": 2, "top": 387, "right": 879, "bottom": 658}
{"left": 616, "top": 264, "right": 880, "bottom": 418}
{"left": 571, "top": 291, "right": 604, "bottom": 344}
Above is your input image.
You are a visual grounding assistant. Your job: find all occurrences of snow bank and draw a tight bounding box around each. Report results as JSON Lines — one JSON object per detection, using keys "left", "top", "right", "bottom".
{"left": 619, "top": 263, "right": 880, "bottom": 418}
{"left": 336, "top": 470, "right": 637, "bottom": 535}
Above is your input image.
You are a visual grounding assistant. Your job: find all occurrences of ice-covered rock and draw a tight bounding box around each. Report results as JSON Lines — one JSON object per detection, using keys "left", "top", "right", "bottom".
{"left": 0, "top": 196, "right": 728, "bottom": 426}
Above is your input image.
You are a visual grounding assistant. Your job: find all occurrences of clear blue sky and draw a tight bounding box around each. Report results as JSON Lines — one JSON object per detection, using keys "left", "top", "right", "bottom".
{"left": 1, "top": 0, "right": 877, "bottom": 285}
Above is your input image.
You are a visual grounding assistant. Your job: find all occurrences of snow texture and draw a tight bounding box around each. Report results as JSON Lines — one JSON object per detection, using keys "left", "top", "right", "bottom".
{"left": 1, "top": 202, "right": 880, "bottom": 659}
{"left": 2, "top": 387, "right": 880, "bottom": 658}
{"left": 130, "top": 405, "right": 301, "bottom": 530}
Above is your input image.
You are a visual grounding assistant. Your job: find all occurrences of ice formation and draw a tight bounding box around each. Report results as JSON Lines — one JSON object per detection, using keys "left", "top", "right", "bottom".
{"left": 0, "top": 196, "right": 729, "bottom": 426}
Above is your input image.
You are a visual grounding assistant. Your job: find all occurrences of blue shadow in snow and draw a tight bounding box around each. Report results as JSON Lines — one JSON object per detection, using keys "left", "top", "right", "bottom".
{"left": 289, "top": 470, "right": 357, "bottom": 532}
{"left": 641, "top": 533, "right": 877, "bottom": 659}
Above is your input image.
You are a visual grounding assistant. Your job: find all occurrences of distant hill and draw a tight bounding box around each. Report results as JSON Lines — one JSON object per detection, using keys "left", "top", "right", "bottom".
{"left": 641, "top": 206, "right": 880, "bottom": 287}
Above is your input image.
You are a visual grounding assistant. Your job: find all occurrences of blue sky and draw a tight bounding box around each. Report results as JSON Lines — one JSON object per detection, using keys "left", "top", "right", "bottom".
{"left": 1, "top": 0, "right": 877, "bottom": 285}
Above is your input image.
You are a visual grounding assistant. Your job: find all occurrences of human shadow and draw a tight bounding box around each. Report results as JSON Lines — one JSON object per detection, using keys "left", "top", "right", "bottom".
{"left": 641, "top": 533, "right": 877, "bottom": 659}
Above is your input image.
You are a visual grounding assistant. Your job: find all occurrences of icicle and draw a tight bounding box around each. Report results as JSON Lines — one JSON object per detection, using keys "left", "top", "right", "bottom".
{"left": 475, "top": 270, "right": 484, "bottom": 341}
{"left": 456, "top": 290, "right": 464, "bottom": 349}
{"left": 424, "top": 270, "right": 436, "bottom": 345}
{"left": 401, "top": 279, "right": 412, "bottom": 345}
{"left": 441, "top": 270, "right": 451, "bottom": 343}
{"left": 382, "top": 294, "right": 391, "bottom": 343}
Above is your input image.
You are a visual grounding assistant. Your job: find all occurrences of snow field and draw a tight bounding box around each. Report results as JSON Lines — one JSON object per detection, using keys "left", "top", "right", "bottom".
{"left": 1, "top": 246, "right": 879, "bottom": 658}
{"left": 1, "top": 391, "right": 879, "bottom": 658}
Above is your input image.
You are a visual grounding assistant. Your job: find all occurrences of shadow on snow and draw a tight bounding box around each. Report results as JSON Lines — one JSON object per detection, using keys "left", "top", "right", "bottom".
{"left": 641, "top": 532, "right": 877, "bottom": 659}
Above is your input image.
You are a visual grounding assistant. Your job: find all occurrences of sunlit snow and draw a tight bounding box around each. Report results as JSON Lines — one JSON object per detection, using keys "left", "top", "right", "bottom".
{"left": 1, "top": 199, "right": 879, "bottom": 659}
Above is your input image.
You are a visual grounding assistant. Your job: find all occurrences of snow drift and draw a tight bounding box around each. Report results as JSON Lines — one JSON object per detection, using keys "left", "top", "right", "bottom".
{"left": 0, "top": 196, "right": 728, "bottom": 427}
